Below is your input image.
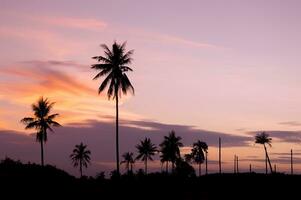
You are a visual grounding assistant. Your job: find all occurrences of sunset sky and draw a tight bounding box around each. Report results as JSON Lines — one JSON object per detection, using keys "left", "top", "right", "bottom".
{"left": 1, "top": 0, "right": 301, "bottom": 176}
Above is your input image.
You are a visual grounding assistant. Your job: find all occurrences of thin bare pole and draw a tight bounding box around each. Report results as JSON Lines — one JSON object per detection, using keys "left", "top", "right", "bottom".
{"left": 236, "top": 156, "right": 239, "bottom": 173}
{"left": 234, "top": 155, "right": 236, "bottom": 174}
{"left": 291, "top": 149, "right": 293, "bottom": 175}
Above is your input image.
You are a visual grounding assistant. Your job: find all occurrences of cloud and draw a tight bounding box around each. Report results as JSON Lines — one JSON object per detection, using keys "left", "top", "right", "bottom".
{"left": 0, "top": 118, "right": 252, "bottom": 176}
{"left": 0, "top": 25, "right": 83, "bottom": 57}
{"left": 34, "top": 15, "right": 107, "bottom": 31}
{"left": 157, "top": 33, "right": 224, "bottom": 49}
{"left": 0, "top": 61, "right": 94, "bottom": 96}
{"left": 1, "top": 11, "right": 107, "bottom": 31}
{"left": 20, "top": 60, "right": 90, "bottom": 72}
{"left": 278, "top": 121, "right": 301, "bottom": 127}
{"left": 247, "top": 131, "right": 301, "bottom": 144}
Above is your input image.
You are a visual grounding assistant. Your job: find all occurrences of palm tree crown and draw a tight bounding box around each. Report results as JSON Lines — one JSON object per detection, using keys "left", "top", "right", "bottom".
{"left": 191, "top": 140, "right": 208, "bottom": 163}
{"left": 21, "top": 97, "right": 61, "bottom": 166}
{"left": 255, "top": 132, "right": 273, "bottom": 174}
{"left": 70, "top": 142, "right": 91, "bottom": 177}
{"left": 188, "top": 140, "right": 208, "bottom": 176}
{"left": 136, "top": 138, "right": 157, "bottom": 174}
{"left": 121, "top": 152, "right": 135, "bottom": 174}
{"left": 92, "top": 41, "right": 134, "bottom": 176}
{"left": 160, "top": 130, "right": 183, "bottom": 172}
{"left": 255, "top": 132, "right": 272, "bottom": 146}
{"left": 91, "top": 41, "right": 134, "bottom": 98}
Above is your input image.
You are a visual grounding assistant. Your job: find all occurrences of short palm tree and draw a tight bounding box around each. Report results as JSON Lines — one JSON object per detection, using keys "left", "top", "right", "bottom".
{"left": 70, "top": 142, "right": 91, "bottom": 178}
{"left": 21, "top": 97, "right": 61, "bottom": 166}
{"left": 92, "top": 41, "right": 134, "bottom": 175}
{"left": 190, "top": 140, "right": 208, "bottom": 176}
{"left": 159, "top": 130, "right": 183, "bottom": 172}
{"left": 121, "top": 152, "right": 135, "bottom": 174}
{"left": 136, "top": 138, "right": 157, "bottom": 174}
{"left": 255, "top": 132, "right": 273, "bottom": 174}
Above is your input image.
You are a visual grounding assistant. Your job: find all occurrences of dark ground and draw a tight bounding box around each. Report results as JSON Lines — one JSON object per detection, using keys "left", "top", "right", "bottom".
{"left": 0, "top": 158, "right": 299, "bottom": 199}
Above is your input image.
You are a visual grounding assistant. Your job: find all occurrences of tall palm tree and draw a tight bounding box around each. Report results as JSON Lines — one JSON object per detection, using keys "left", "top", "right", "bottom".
{"left": 70, "top": 142, "right": 91, "bottom": 178}
{"left": 159, "top": 130, "right": 183, "bottom": 172}
{"left": 190, "top": 140, "right": 208, "bottom": 176}
{"left": 121, "top": 152, "right": 135, "bottom": 174}
{"left": 91, "top": 41, "right": 134, "bottom": 175}
{"left": 255, "top": 132, "right": 273, "bottom": 173}
{"left": 136, "top": 138, "right": 157, "bottom": 174}
{"left": 20, "top": 97, "right": 61, "bottom": 166}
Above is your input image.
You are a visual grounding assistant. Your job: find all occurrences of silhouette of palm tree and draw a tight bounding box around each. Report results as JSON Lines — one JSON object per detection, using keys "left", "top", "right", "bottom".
{"left": 91, "top": 41, "right": 134, "bottom": 175}
{"left": 70, "top": 142, "right": 91, "bottom": 178}
{"left": 20, "top": 97, "right": 61, "bottom": 166}
{"left": 136, "top": 138, "right": 157, "bottom": 174}
{"left": 121, "top": 152, "right": 135, "bottom": 174}
{"left": 255, "top": 132, "right": 273, "bottom": 174}
{"left": 186, "top": 140, "right": 208, "bottom": 176}
{"left": 160, "top": 130, "right": 183, "bottom": 172}
{"left": 160, "top": 148, "right": 169, "bottom": 173}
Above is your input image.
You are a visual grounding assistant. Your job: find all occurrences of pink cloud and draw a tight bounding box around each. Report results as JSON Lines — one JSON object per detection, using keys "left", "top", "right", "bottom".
{"left": 32, "top": 15, "right": 107, "bottom": 31}
{"left": 0, "top": 26, "right": 78, "bottom": 57}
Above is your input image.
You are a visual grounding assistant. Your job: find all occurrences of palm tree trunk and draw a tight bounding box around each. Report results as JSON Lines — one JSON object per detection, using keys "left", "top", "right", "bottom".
{"left": 264, "top": 144, "right": 273, "bottom": 173}
{"left": 166, "top": 161, "right": 168, "bottom": 173}
{"left": 199, "top": 163, "right": 201, "bottom": 176}
{"left": 205, "top": 152, "right": 208, "bottom": 175}
{"left": 40, "top": 141, "right": 44, "bottom": 166}
{"left": 80, "top": 159, "right": 82, "bottom": 178}
{"left": 145, "top": 158, "right": 147, "bottom": 174}
{"left": 265, "top": 154, "right": 267, "bottom": 174}
{"left": 115, "top": 94, "right": 120, "bottom": 175}
{"left": 128, "top": 163, "right": 133, "bottom": 174}
{"left": 172, "top": 161, "right": 175, "bottom": 173}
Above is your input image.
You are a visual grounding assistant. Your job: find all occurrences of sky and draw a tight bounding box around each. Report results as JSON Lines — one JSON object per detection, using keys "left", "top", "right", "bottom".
{"left": 1, "top": 0, "right": 301, "bottom": 176}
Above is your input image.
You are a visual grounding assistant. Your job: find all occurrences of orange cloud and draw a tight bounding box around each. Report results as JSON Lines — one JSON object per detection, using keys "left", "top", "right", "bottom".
{"left": 1, "top": 62, "right": 95, "bottom": 96}
{"left": 0, "top": 60, "right": 138, "bottom": 130}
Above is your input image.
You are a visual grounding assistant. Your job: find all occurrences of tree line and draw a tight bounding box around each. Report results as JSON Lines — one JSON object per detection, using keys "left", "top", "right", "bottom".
{"left": 19, "top": 41, "right": 279, "bottom": 177}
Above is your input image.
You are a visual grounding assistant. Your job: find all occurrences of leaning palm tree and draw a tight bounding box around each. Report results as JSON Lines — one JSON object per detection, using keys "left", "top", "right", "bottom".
{"left": 159, "top": 130, "right": 183, "bottom": 172}
{"left": 91, "top": 41, "right": 134, "bottom": 175}
{"left": 70, "top": 142, "right": 91, "bottom": 178}
{"left": 121, "top": 152, "right": 135, "bottom": 174}
{"left": 255, "top": 132, "right": 273, "bottom": 173}
{"left": 136, "top": 138, "right": 157, "bottom": 174}
{"left": 190, "top": 140, "right": 208, "bottom": 176}
{"left": 20, "top": 97, "right": 61, "bottom": 166}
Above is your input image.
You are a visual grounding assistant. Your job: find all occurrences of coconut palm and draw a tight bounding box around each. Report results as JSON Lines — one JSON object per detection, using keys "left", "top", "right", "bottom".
{"left": 136, "top": 138, "right": 157, "bottom": 174}
{"left": 91, "top": 41, "right": 134, "bottom": 175}
{"left": 190, "top": 140, "right": 208, "bottom": 176}
{"left": 20, "top": 97, "right": 61, "bottom": 166}
{"left": 159, "top": 130, "right": 183, "bottom": 172}
{"left": 255, "top": 132, "right": 273, "bottom": 173}
{"left": 70, "top": 142, "right": 91, "bottom": 178}
{"left": 121, "top": 152, "right": 135, "bottom": 174}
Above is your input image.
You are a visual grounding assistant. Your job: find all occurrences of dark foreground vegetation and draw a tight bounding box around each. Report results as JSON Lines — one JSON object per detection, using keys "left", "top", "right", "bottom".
{"left": 0, "top": 158, "right": 299, "bottom": 199}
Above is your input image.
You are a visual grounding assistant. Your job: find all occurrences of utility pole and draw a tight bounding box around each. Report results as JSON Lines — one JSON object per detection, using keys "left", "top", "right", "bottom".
{"left": 219, "top": 137, "right": 221, "bottom": 174}
{"left": 236, "top": 156, "right": 239, "bottom": 173}
{"left": 234, "top": 155, "right": 236, "bottom": 174}
{"left": 291, "top": 149, "right": 293, "bottom": 175}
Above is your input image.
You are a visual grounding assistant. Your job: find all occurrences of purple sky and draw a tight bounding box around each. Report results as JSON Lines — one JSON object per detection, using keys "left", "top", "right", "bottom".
{"left": 1, "top": 0, "right": 301, "bottom": 176}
